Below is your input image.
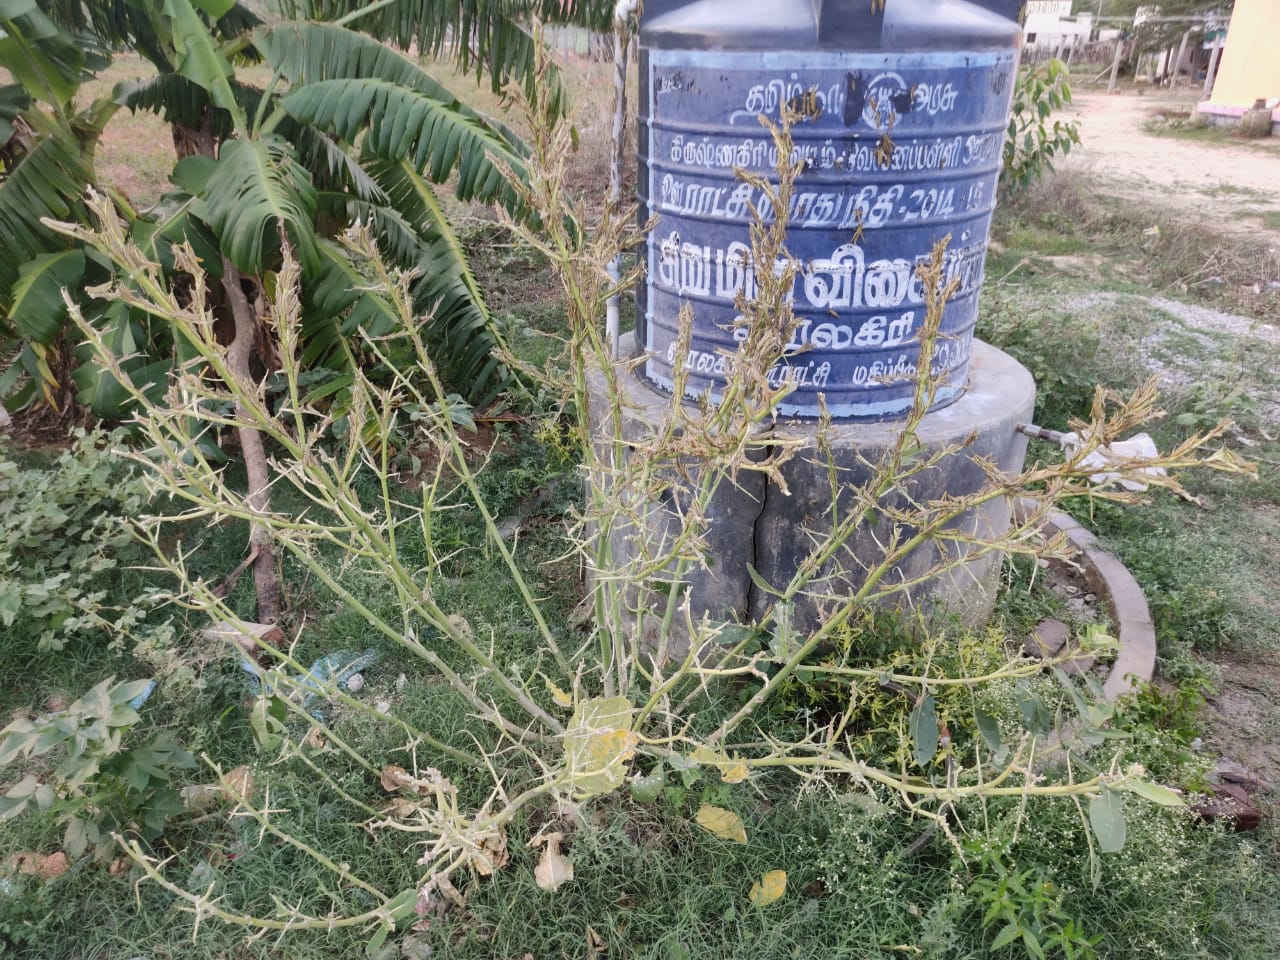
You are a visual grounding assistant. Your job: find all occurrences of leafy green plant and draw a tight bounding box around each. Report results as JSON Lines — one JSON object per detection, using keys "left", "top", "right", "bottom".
{"left": 971, "top": 856, "right": 1101, "bottom": 960}
{"left": 1110, "top": 678, "right": 1213, "bottom": 785}
{"left": 0, "top": 429, "right": 150, "bottom": 652}
{"left": 1001, "top": 58, "right": 1081, "bottom": 197}
{"left": 0, "top": 676, "right": 194, "bottom": 860}
{"left": 1, "top": 0, "right": 616, "bottom": 420}
{"left": 38, "top": 47, "right": 1253, "bottom": 946}
{"left": 978, "top": 298, "right": 1103, "bottom": 426}
{"left": 1172, "top": 378, "right": 1259, "bottom": 433}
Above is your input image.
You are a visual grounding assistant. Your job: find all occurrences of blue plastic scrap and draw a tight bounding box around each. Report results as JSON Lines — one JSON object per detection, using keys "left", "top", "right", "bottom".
{"left": 241, "top": 648, "right": 382, "bottom": 720}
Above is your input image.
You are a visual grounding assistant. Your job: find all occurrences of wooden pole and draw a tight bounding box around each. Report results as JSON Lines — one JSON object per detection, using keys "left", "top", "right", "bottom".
{"left": 1202, "top": 32, "right": 1223, "bottom": 100}
{"left": 1173, "top": 29, "right": 1191, "bottom": 85}
{"left": 1108, "top": 37, "right": 1124, "bottom": 94}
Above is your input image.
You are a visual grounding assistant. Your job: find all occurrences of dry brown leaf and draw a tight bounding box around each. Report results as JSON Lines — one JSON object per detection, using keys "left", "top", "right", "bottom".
{"left": 446, "top": 613, "right": 474, "bottom": 640}
{"left": 380, "top": 764, "right": 414, "bottom": 792}
{"left": 474, "top": 829, "right": 509, "bottom": 876}
{"left": 10, "top": 851, "right": 69, "bottom": 879}
{"left": 220, "top": 765, "right": 255, "bottom": 804}
{"left": 302, "top": 727, "right": 327, "bottom": 750}
{"left": 532, "top": 832, "right": 573, "bottom": 892}
{"left": 387, "top": 797, "right": 417, "bottom": 818}
{"left": 585, "top": 925, "right": 607, "bottom": 959}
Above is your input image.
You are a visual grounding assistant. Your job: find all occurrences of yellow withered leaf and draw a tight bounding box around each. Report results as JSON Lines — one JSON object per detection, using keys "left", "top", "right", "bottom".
{"left": 748, "top": 870, "right": 787, "bottom": 907}
{"left": 689, "top": 746, "right": 749, "bottom": 784}
{"left": 563, "top": 696, "right": 637, "bottom": 799}
{"left": 696, "top": 804, "right": 747, "bottom": 844}
{"left": 545, "top": 679, "right": 573, "bottom": 709}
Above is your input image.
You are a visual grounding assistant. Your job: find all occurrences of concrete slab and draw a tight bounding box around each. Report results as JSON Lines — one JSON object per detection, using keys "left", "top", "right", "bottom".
{"left": 587, "top": 334, "right": 1036, "bottom": 659}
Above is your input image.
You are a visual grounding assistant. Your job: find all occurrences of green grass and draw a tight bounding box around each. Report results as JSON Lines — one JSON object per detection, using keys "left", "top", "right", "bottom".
{"left": 1238, "top": 208, "right": 1280, "bottom": 231}
{"left": 6, "top": 407, "right": 1278, "bottom": 958}
{"left": 1141, "top": 111, "right": 1280, "bottom": 155}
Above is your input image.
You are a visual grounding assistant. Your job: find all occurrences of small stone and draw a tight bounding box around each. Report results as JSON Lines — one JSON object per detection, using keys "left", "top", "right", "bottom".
{"left": 344, "top": 673, "right": 365, "bottom": 693}
{"left": 395, "top": 673, "right": 408, "bottom": 691}
{"left": 1025, "top": 619, "right": 1070, "bottom": 659}
{"left": 375, "top": 700, "right": 391, "bottom": 714}
{"left": 1213, "top": 759, "right": 1269, "bottom": 792}
{"left": 1192, "top": 783, "right": 1263, "bottom": 830}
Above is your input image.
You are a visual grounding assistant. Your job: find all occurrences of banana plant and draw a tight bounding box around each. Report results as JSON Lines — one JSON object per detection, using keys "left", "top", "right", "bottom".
{"left": 3, "top": 0, "right": 613, "bottom": 621}
{"left": 1, "top": 0, "right": 616, "bottom": 418}
{"left": 0, "top": 0, "right": 118, "bottom": 409}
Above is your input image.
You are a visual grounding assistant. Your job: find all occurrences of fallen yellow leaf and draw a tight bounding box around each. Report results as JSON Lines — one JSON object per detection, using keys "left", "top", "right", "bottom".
{"left": 748, "top": 869, "right": 787, "bottom": 907}
{"left": 695, "top": 804, "right": 747, "bottom": 844}
{"left": 545, "top": 679, "right": 574, "bottom": 709}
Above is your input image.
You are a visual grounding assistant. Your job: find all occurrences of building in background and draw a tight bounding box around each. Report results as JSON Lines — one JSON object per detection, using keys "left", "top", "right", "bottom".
{"left": 1199, "top": 0, "right": 1280, "bottom": 134}
{"left": 1022, "top": 0, "right": 1096, "bottom": 49}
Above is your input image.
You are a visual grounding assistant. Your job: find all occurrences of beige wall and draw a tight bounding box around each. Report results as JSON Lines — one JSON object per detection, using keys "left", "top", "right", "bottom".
{"left": 1209, "top": 0, "right": 1280, "bottom": 108}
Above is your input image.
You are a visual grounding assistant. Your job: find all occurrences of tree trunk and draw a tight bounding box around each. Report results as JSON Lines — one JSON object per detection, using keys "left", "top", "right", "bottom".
{"left": 221, "top": 256, "right": 282, "bottom": 624}
{"left": 172, "top": 110, "right": 217, "bottom": 160}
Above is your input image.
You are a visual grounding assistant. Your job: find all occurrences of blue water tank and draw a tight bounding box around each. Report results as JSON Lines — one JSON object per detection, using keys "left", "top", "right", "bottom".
{"left": 637, "top": 0, "right": 1023, "bottom": 420}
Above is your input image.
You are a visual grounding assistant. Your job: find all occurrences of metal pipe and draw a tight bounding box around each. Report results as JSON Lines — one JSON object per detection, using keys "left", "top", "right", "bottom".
{"left": 605, "top": 0, "right": 639, "bottom": 361}
{"left": 1017, "top": 422, "right": 1066, "bottom": 444}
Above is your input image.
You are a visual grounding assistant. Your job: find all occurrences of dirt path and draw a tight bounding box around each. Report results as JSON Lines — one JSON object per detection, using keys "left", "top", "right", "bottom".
{"left": 1061, "top": 90, "right": 1280, "bottom": 232}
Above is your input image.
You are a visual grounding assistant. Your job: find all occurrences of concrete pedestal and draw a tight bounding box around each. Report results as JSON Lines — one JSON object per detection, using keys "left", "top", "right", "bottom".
{"left": 587, "top": 334, "right": 1035, "bottom": 659}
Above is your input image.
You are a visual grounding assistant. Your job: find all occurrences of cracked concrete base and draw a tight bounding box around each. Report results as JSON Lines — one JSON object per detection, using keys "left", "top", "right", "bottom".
{"left": 587, "top": 334, "right": 1035, "bottom": 661}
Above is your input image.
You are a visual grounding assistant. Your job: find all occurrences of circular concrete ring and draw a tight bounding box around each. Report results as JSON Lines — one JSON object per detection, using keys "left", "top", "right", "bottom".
{"left": 1017, "top": 500, "right": 1156, "bottom": 701}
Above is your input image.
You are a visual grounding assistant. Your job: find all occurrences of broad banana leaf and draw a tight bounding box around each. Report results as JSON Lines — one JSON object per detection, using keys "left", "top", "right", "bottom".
{"left": 7, "top": 249, "right": 86, "bottom": 344}
{"left": 195, "top": 136, "right": 319, "bottom": 274}
{"left": 367, "top": 157, "right": 510, "bottom": 402}
{"left": 290, "top": 0, "right": 618, "bottom": 114}
{"left": 0, "top": 110, "right": 112, "bottom": 314}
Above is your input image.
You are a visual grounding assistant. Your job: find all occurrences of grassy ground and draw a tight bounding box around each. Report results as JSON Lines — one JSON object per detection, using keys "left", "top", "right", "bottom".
{"left": 4, "top": 50, "right": 1280, "bottom": 960}
{"left": 1141, "top": 107, "right": 1280, "bottom": 156}
{"left": 983, "top": 171, "right": 1280, "bottom": 789}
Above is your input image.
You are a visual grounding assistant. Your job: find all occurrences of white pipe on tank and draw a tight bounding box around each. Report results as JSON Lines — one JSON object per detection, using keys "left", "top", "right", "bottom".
{"left": 605, "top": 0, "right": 639, "bottom": 360}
